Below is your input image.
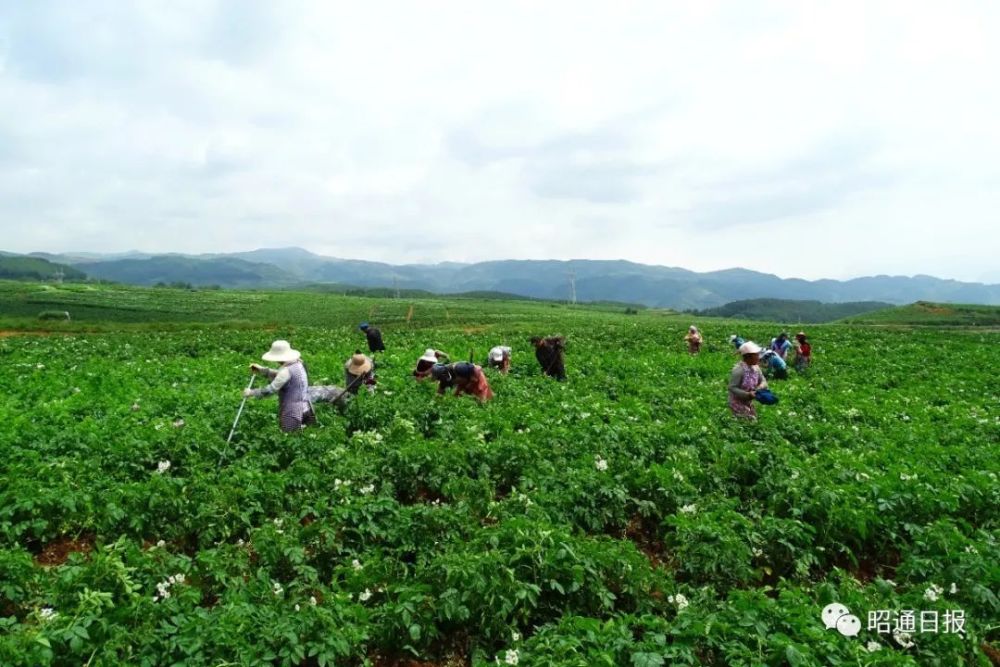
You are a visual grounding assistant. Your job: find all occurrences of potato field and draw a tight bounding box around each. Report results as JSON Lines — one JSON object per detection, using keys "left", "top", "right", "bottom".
{"left": 0, "top": 284, "right": 997, "bottom": 666}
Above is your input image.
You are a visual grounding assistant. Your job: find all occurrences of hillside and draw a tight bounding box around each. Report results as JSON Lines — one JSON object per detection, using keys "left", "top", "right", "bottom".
{"left": 75, "top": 256, "right": 297, "bottom": 287}
{"left": 840, "top": 301, "right": 1000, "bottom": 326}
{"left": 0, "top": 280, "right": 637, "bottom": 329}
{"left": 690, "top": 298, "right": 892, "bottom": 323}
{"left": 0, "top": 256, "right": 86, "bottom": 281}
{"left": 7, "top": 248, "right": 1000, "bottom": 308}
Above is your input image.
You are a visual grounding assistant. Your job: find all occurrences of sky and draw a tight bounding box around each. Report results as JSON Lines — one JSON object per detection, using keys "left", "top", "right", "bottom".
{"left": 1, "top": 1, "right": 999, "bottom": 282}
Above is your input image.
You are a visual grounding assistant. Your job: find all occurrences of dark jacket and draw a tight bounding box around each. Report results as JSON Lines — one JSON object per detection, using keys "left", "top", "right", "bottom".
{"left": 431, "top": 361, "right": 475, "bottom": 390}
{"left": 365, "top": 327, "right": 386, "bottom": 352}
{"left": 534, "top": 337, "right": 566, "bottom": 380}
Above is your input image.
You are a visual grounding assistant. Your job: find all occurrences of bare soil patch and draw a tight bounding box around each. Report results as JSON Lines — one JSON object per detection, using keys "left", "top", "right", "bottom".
{"left": 35, "top": 535, "right": 95, "bottom": 566}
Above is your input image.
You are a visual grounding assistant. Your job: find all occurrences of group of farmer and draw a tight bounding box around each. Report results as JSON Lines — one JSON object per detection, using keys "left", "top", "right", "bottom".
{"left": 682, "top": 325, "right": 813, "bottom": 419}
{"left": 243, "top": 323, "right": 568, "bottom": 432}
{"left": 722, "top": 330, "right": 812, "bottom": 420}
{"left": 243, "top": 319, "right": 814, "bottom": 432}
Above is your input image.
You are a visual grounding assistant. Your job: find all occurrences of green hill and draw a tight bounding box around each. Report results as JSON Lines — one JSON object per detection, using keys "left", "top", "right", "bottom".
{"left": 689, "top": 298, "right": 891, "bottom": 323}
{"left": 0, "top": 256, "right": 86, "bottom": 281}
{"left": 841, "top": 301, "right": 1000, "bottom": 326}
{"left": 76, "top": 255, "right": 297, "bottom": 287}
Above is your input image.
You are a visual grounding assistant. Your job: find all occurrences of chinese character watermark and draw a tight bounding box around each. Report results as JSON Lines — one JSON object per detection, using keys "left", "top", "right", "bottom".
{"left": 866, "top": 609, "right": 965, "bottom": 635}
{"left": 823, "top": 603, "right": 967, "bottom": 641}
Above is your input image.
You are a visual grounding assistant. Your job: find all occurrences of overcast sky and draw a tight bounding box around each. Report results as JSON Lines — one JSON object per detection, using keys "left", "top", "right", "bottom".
{"left": 1, "top": 1, "right": 999, "bottom": 282}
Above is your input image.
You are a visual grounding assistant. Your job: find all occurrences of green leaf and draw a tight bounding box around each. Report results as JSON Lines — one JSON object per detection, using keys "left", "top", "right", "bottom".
{"left": 631, "top": 652, "right": 665, "bottom": 667}
{"left": 785, "top": 645, "right": 806, "bottom": 667}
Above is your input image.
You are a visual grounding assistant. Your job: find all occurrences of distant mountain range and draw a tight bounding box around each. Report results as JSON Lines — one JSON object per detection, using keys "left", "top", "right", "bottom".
{"left": 8, "top": 247, "right": 1000, "bottom": 309}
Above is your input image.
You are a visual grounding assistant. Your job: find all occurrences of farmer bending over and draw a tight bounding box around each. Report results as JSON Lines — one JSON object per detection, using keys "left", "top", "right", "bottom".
{"left": 728, "top": 341, "right": 768, "bottom": 420}
{"left": 414, "top": 348, "right": 449, "bottom": 380}
{"left": 431, "top": 362, "right": 494, "bottom": 402}
{"left": 487, "top": 345, "right": 512, "bottom": 374}
{"left": 760, "top": 349, "right": 788, "bottom": 380}
{"left": 344, "top": 351, "right": 376, "bottom": 394}
{"left": 359, "top": 322, "right": 385, "bottom": 354}
{"left": 246, "top": 340, "right": 316, "bottom": 432}
{"left": 685, "top": 326, "right": 703, "bottom": 354}
{"left": 531, "top": 336, "right": 566, "bottom": 380}
{"left": 729, "top": 334, "right": 745, "bottom": 353}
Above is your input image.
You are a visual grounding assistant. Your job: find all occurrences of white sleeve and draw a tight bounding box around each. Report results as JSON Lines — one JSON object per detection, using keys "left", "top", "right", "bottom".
{"left": 265, "top": 366, "right": 291, "bottom": 393}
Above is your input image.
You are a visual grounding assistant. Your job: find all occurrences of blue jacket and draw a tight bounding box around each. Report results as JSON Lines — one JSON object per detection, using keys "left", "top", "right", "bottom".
{"left": 765, "top": 354, "right": 787, "bottom": 371}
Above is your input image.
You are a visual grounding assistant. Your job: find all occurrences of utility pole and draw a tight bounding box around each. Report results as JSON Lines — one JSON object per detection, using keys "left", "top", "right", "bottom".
{"left": 568, "top": 271, "right": 577, "bottom": 305}
{"left": 54, "top": 270, "right": 64, "bottom": 285}
{"left": 392, "top": 276, "right": 401, "bottom": 299}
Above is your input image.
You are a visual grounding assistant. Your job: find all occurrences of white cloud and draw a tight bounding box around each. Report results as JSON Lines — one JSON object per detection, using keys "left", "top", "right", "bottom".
{"left": 1, "top": 0, "right": 998, "bottom": 281}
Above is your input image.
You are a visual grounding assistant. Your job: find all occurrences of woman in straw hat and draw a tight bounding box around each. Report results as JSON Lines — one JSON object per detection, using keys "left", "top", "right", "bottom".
{"left": 344, "top": 350, "right": 376, "bottom": 394}
{"left": 684, "top": 325, "right": 703, "bottom": 354}
{"left": 728, "top": 341, "right": 768, "bottom": 420}
{"left": 413, "top": 348, "right": 449, "bottom": 380}
{"left": 246, "top": 340, "right": 316, "bottom": 432}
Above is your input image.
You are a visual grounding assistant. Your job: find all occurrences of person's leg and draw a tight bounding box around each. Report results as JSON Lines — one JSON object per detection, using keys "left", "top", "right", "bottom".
{"left": 309, "top": 386, "right": 345, "bottom": 403}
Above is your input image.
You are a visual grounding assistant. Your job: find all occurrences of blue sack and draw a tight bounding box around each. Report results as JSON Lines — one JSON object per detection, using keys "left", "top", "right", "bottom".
{"left": 755, "top": 389, "right": 779, "bottom": 405}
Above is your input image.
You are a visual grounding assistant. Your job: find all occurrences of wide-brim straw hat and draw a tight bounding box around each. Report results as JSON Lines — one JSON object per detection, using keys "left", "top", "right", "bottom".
{"left": 262, "top": 340, "right": 301, "bottom": 363}
{"left": 489, "top": 348, "right": 506, "bottom": 362}
{"left": 738, "top": 341, "right": 763, "bottom": 355}
{"left": 419, "top": 348, "right": 438, "bottom": 363}
{"left": 347, "top": 353, "right": 373, "bottom": 375}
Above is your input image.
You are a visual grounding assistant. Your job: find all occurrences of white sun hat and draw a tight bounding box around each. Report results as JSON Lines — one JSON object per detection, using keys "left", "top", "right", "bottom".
{"left": 738, "top": 341, "right": 763, "bottom": 355}
{"left": 262, "top": 340, "right": 301, "bottom": 363}
{"left": 489, "top": 347, "right": 507, "bottom": 362}
{"left": 419, "top": 348, "right": 438, "bottom": 363}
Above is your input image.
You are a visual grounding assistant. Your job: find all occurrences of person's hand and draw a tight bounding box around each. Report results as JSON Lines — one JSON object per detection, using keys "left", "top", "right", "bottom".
{"left": 243, "top": 388, "right": 254, "bottom": 398}
{"left": 249, "top": 363, "right": 263, "bottom": 374}
{"left": 748, "top": 390, "right": 756, "bottom": 399}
